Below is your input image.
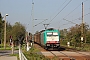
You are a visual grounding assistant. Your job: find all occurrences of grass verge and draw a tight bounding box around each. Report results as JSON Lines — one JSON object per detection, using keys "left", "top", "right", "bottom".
{"left": 0, "top": 44, "right": 19, "bottom": 50}
{"left": 23, "top": 47, "right": 51, "bottom": 60}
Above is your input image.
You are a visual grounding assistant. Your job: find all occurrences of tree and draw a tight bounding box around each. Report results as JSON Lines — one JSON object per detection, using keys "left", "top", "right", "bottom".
{"left": 5, "top": 22, "right": 26, "bottom": 45}
{"left": 86, "top": 29, "right": 90, "bottom": 43}
{"left": 6, "top": 22, "right": 12, "bottom": 43}
{"left": 60, "top": 23, "right": 90, "bottom": 47}
{"left": 60, "top": 29, "right": 68, "bottom": 40}
{"left": 0, "top": 13, "right": 2, "bottom": 44}
{"left": 0, "top": 13, "right": 3, "bottom": 32}
{"left": 12, "top": 22, "right": 26, "bottom": 39}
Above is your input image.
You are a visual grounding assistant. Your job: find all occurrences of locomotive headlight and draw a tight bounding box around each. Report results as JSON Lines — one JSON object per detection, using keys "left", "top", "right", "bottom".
{"left": 47, "top": 44, "right": 50, "bottom": 46}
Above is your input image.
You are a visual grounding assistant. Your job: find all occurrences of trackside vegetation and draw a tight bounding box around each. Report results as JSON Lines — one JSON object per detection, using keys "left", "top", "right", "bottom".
{"left": 23, "top": 47, "right": 61, "bottom": 60}
{"left": 60, "top": 24, "right": 90, "bottom": 51}
{"left": 23, "top": 47, "right": 50, "bottom": 60}
{"left": 0, "top": 44, "right": 19, "bottom": 50}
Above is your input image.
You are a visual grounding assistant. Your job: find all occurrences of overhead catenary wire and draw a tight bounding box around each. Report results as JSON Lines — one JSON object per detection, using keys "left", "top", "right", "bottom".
{"left": 63, "top": 18, "right": 77, "bottom": 24}
{"left": 59, "top": 12, "right": 90, "bottom": 29}
{"left": 83, "top": 0, "right": 88, "bottom": 2}
{"left": 33, "top": 19, "right": 48, "bottom": 27}
{"left": 64, "top": 0, "right": 88, "bottom": 18}
{"left": 48, "top": 0, "right": 72, "bottom": 24}
{"left": 49, "top": 0, "right": 67, "bottom": 20}
{"left": 58, "top": 4, "right": 81, "bottom": 27}
{"left": 58, "top": 0, "right": 89, "bottom": 29}
{"left": 37, "top": 0, "right": 67, "bottom": 27}
{"left": 31, "top": 0, "right": 89, "bottom": 31}
{"left": 36, "top": 0, "right": 67, "bottom": 28}
{"left": 34, "top": 0, "right": 84, "bottom": 29}
{"left": 72, "top": 12, "right": 90, "bottom": 21}
{"left": 62, "top": 0, "right": 89, "bottom": 20}
{"left": 64, "top": 4, "right": 81, "bottom": 18}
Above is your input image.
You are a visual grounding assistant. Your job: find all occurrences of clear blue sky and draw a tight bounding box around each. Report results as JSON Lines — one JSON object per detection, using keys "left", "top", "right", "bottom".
{"left": 0, "top": 0, "right": 90, "bottom": 33}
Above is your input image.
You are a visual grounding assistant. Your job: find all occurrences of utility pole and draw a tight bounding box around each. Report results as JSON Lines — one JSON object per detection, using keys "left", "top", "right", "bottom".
{"left": 81, "top": 2, "right": 84, "bottom": 44}
{"left": 4, "top": 14, "right": 8, "bottom": 49}
{"left": 32, "top": 0, "right": 34, "bottom": 47}
{"left": 4, "top": 16, "right": 6, "bottom": 49}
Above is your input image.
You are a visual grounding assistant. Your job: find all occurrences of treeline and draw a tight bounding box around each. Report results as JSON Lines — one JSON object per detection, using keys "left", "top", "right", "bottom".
{"left": 60, "top": 23, "right": 90, "bottom": 47}
{"left": 0, "top": 13, "right": 26, "bottom": 45}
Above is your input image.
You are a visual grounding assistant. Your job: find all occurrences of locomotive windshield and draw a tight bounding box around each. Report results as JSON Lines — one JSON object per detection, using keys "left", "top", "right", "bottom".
{"left": 47, "top": 32, "right": 58, "bottom": 36}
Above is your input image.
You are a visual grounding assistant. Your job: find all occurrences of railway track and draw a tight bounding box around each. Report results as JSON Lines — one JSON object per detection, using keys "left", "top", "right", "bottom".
{"left": 40, "top": 51, "right": 90, "bottom": 60}
{"left": 50, "top": 51, "right": 76, "bottom": 60}
{"left": 34, "top": 44, "right": 90, "bottom": 60}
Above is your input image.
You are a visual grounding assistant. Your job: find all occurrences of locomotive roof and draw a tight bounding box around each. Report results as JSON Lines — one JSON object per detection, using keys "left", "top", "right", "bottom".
{"left": 35, "top": 28, "right": 58, "bottom": 34}
{"left": 39, "top": 28, "right": 54, "bottom": 32}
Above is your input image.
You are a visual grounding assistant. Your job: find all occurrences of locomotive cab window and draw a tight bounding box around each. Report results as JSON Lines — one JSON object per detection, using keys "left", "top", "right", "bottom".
{"left": 53, "top": 32, "right": 58, "bottom": 36}
{"left": 47, "top": 32, "right": 58, "bottom": 36}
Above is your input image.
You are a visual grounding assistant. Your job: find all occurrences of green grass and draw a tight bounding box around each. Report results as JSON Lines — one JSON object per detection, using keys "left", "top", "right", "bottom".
{"left": 0, "top": 44, "right": 19, "bottom": 50}
{"left": 23, "top": 47, "right": 50, "bottom": 60}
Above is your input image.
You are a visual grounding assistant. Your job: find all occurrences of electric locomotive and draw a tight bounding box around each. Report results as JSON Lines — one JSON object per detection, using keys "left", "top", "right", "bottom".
{"left": 34, "top": 28, "right": 60, "bottom": 50}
